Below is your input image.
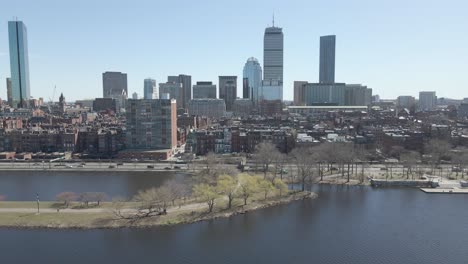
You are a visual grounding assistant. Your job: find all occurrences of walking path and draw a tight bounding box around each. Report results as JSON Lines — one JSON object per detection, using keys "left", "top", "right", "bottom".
{"left": 0, "top": 202, "right": 207, "bottom": 214}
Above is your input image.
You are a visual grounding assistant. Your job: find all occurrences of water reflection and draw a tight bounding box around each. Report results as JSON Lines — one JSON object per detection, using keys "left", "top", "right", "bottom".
{"left": 0, "top": 171, "right": 187, "bottom": 201}
{"left": 0, "top": 182, "right": 468, "bottom": 263}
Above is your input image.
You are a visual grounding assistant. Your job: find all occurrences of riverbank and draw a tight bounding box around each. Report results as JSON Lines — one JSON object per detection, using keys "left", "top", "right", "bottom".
{"left": 0, "top": 191, "right": 316, "bottom": 229}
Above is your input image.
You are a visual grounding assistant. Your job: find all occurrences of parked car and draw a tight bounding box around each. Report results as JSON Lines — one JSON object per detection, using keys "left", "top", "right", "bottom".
{"left": 147, "top": 165, "right": 154, "bottom": 169}
{"left": 164, "top": 167, "right": 172, "bottom": 170}
{"left": 452, "top": 166, "right": 462, "bottom": 172}
{"left": 117, "top": 162, "right": 124, "bottom": 166}
{"left": 108, "top": 165, "right": 115, "bottom": 168}
{"left": 174, "top": 165, "right": 181, "bottom": 169}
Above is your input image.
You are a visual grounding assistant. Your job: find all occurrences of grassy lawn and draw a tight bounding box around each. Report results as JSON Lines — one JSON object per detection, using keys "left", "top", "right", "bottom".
{"left": 0, "top": 212, "right": 114, "bottom": 228}
{"left": 0, "top": 191, "right": 312, "bottom": 228}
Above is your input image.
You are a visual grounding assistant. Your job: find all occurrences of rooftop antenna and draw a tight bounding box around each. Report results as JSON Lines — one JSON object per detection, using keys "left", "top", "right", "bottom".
{"left": 272, "top": 13, "right": 275, "bottom": 27}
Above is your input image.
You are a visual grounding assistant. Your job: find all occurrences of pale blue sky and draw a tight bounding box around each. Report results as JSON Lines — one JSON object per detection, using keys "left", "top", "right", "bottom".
{"left": 1, "top": 0, "right": 467, "bottom": 101}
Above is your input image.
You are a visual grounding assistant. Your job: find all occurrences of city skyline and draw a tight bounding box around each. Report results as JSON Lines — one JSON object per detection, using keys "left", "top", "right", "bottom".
{"left": 1, "top": 0, "right": 467, "bottom": 101}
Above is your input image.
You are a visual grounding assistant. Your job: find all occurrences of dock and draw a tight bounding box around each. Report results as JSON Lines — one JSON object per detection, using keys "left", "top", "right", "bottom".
{"left": 420, "top": 188, "right": 468, "bottom": 194}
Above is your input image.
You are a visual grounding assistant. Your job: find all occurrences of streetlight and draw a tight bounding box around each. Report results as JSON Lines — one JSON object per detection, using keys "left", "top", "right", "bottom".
{"left": 36, "top": 193, "right": 40, "bottom": 214}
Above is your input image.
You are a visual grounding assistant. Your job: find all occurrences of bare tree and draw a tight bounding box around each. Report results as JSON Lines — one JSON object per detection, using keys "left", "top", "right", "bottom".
{"left": 400, "top": 151, "right": 420, "bottom": 179}
{"left": 334, "top": 143, "right": 355, "bottom": 182}
{"left": 196, "top": 152, "right": 220, "bottom": 184}
{"left": 254, "top": 142, "right": 279, "bottom": 179}
{"left": 78, "top": 192, "right": 92, "bottom": 207}
{"left": 425, "top": 139, "right": 451, "bottom": 175}
{"left": 320, "top": 142, "right": 341, "bottom": 175}
{"left": 355, "top": 147, "right": 370, "bottom": 183}
{"left": 164, "top": 180, "right": 187, "bottom": 206}
{"left": 291, "top": 147, "right": 316, "bottom": 191}
{"left": 133, "top": 187, "right": 171, "bottom": 217}
{"left": 56, "top": 192, "right": 77, "bottom": 207}
{"left": 92, "top": 192, "right": 108, "bottom": 206}
{"left": 272, "top": 152, "right": 288, "bottom": 181}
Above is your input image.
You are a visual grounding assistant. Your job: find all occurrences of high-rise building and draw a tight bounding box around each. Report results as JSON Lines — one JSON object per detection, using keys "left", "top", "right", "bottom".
{"left": 258, "top": 80, "right": 283, "bottom": 101}
{"left": 344, "top": 85, "right": 372, "bottom": 106}
{"left": 187, "top": 99, "right": 226, "bottom": 119}
{"left": 419, "top": 91, "right": 437, "bottom": 112}
{"left": 132, "top": 92, "right": 138, "bottom": 99}
{"left": 144, "top": 78, "right": 157, "bottom": 99}
{"left": 319, "top": 35, "right": 336, "bottom": 84}
{"left": 242, "top": 57, "right": 262, "bottom": 99}
{"left": 8, "top": 21, "right": 31, "bottom": 108}
{"left": 193, "top": 82, "right": 216, "bottom": 99}
{"left": 218, "top": 76, "right": 237, "bottom": 111}
{"left": 93, "top": 98, "right": 117, "bottom": 113}
{"left": 397, "top": 96, "right": 416, "bottom": 111}
{"left": 293, "top": 81, "right": 308, "bottom": 106}
{"left": 102, "top": 72, "right": 128, "bottom": 110}
{"left": 125, "top": 99, "right": 177, "bottom": 150}
{"left": 263, "top": 24, "right": 284, "bottom": 82}
{"left": 6, "top": 78, "right": 13, "bottom": 107}
{"left": 168, "top": 74, "right": 191, "bottom": 108}
{"left": 159, "top": 82, "right": 183, "bottom": 108}
{"left": 303, "top": 83, "right": 371, "bottom": 106}
{"left": 232, "top": 99, "right": 254, "bottom": 117}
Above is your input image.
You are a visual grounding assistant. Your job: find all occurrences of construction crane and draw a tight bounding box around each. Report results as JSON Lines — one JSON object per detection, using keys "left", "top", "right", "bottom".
{"left": 48, "top": 85, "right": 56, "bottom": 104}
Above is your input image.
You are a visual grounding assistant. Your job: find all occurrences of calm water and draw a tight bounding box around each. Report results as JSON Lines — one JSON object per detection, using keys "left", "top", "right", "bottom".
{"left": 0, "top": 171, "right": 188, "bottom": 201}
{"left": 0, "top": 183, "right": 467, "bottom": 264}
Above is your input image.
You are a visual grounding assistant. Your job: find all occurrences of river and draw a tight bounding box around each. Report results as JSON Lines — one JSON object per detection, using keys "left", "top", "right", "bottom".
{"left": 0, "top": 172, "right": 467, "bottom": 263}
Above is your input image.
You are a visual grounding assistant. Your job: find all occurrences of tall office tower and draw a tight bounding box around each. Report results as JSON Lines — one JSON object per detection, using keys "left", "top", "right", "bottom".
{"left": 159, "top": 82, "right": 183, "bottom": 108}
{"left": 8, "top": 21, "right": 31, "bottom": 108}
{"left": 168, "top": 74, "right": 192, "bottom": 108}
{"left": 102, "top": 71, "right": 128, "bottom": 110}
{"left": 132, "top": 92, "right": 138, "bottom": 99}
{"left": 263, "top": 23, "right": 284, "bottom": 82}
{"left": 193, "top": 82, "right": 217, "bottom": 99}
{"left": 293, "top": 81, "right": 308, "bottom": 106}
{"left": 242, "top": 78, "right": 249, "bottom": 99}
{"left": 144, "top": 78, "right": 157, "bottom": 99}
{"left": 125, "top": 99, "right": 177, "bottom": 150}
{"left": 319, "top": 35, "right": 336, "bottom": 84}
{"left": 419, "top": 91, "right": 437, "bottom": 112}
{"left": 242, "top": 57, "right": 262, "bottom": 99}
{"left": 218, "top": 76, "right": 237, "bottom": 111}
{"left": 6, "top": 78, "right": 13, "bottom": 107}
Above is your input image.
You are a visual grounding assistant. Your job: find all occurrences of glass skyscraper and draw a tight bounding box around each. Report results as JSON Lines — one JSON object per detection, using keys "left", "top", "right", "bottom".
{"left": 8, "top": 21, "right": 31, "bottom": 108}
{"left": 144, "top": 78, "right": 157, "bottom": 99}
{"left": 242, "top": 57, "right": 262, "bottom": 100}
{"left": 319, "top": 35, "right": 336, "bottom": 84}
